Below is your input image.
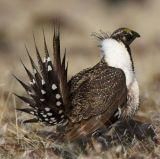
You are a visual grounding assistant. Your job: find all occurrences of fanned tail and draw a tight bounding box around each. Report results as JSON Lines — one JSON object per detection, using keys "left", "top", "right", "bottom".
{"left": 14, "top": 25, "right": 69, "bottom": 127}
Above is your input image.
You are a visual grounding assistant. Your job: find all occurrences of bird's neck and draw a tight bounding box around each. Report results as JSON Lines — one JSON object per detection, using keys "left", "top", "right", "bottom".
{"left": 101, "top": 38, "right": 135, "bottom": 87}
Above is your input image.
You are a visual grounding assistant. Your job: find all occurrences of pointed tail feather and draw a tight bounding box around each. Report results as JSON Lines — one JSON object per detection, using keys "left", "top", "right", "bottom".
{"left": 23, "top": 118, "right": 39, "bottom": 123}
{"left": 14, "top": 93, "right": 35, "bottom": 107}
{"left": 13, "top": 75, "right": 31, "bottom": 94}
{"left": 52, "top": 26, "right": 69, "bottom": 110}
{"left": 25, "top": 45, "right": 42, "bottom": 87}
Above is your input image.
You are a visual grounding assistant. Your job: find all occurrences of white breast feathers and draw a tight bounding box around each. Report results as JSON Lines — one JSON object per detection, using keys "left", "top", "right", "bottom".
{"left": 101, "top": 38, "right": 140, "bottom": 117}
{"left": 101, "top": 38, "right": 134, "bottom": 87}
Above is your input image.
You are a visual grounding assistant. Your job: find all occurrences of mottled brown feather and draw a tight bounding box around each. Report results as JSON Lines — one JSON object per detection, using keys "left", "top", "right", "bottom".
{"left": 66, "top": 58, "right": 127, "bottom": 141}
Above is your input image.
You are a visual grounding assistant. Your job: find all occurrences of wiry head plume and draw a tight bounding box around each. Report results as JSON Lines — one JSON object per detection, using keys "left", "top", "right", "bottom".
{"left": 91, "top": 30, "right": 110, "bottom": 41}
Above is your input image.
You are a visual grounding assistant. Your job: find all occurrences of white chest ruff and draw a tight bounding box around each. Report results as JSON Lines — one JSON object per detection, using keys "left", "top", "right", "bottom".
{"left": 101, "top": 39, "right": 134, "bottom": 87}
{"left": 101, "top": 38, "right": 140, "bottom": 117}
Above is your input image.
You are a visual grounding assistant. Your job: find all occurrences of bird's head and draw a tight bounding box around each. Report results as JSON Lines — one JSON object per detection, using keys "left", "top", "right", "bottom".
{"left": 110, "top": 28, "right": 140, "bottom": 46}
{"left": 100, "top": 28, "right": 141, "bottom": 81}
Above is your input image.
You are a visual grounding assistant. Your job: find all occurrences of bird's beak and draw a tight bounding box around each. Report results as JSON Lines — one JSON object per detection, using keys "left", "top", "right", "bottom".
{"left": 132, "top": 31, "right": 140, "bottom": 38}
{"left": 127, "top": 30, "right": 140, "bottom": 45}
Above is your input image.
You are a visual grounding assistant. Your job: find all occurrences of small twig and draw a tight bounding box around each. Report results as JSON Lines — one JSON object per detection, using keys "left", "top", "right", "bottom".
{"left": 13, "top": 95, "right": 19, "bottom": 144}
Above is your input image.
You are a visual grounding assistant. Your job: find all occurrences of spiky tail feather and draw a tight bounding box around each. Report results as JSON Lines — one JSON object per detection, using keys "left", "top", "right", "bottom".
{"left": 14, "top": 25, "right": 69, "bottom": 127}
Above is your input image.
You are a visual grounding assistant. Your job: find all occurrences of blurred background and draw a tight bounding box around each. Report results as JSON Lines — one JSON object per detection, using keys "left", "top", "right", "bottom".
{"left": 0, "top": 0, "right": 160, "bottom": 87}
{"left": 0, "top": 0, "right": 160, "bottom": 125}
{"left": 0, "top": 0, "right": 160, "bottom": 158}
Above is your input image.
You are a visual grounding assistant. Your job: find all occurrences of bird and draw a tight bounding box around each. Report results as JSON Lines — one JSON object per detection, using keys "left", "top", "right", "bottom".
{"left": 14, "top": 25, "right": 140, "bottom": 142}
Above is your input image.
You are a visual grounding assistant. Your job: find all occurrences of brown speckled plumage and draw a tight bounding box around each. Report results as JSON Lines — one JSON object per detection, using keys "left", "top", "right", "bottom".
{"left": 69, "top": 58, "right": 127, "bottom": 122}
{"left": 63, "top": 58, "right": 128, "bottom": 140}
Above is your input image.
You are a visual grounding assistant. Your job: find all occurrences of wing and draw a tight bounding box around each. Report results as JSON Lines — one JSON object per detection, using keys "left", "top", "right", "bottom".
{"left": 68, "top": 67, "right": 91, "bottom": 94}
{"left": 66, "top": 59, "right": 127, "bottom": 141}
